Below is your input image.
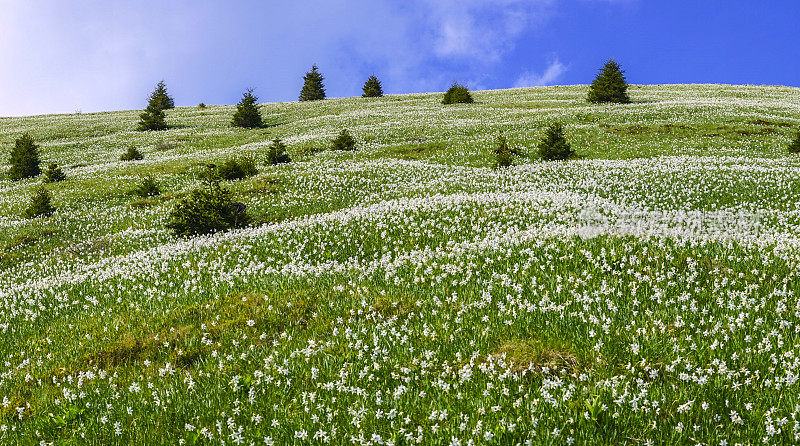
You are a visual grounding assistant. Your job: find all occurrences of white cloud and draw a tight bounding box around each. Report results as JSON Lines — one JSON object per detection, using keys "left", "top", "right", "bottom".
{"left": 514, "top": 57, "right": 568, "bottom": 87}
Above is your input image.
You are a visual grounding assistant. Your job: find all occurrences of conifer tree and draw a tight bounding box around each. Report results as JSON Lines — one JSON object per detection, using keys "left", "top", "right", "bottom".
{"left": 299, "top": 65, "right": 326, "bottom": 101}
{"left": 150, "top": 80, "right": 175, "bottom": 110}
{"left": 789, "top": 130, "right": 800, "bottom": 154}
{"left": 231, "top": 89, "right": 263, "bottom": 129}
{"left": 538, "top": 123, "right": 575, "bottom": 161}
{"left": 332, "top": 129, "right": 356, "bottom": 151}
{"left": 494, "top": 134, "right": 513, "bottom": 168}
{"left": 442, "top": 82, "right": 474, "bottom": 104}
{"left": 587, "top": 59, "right": 630, "bottom": 104}
{"left": 266, "top": 138, "right": 291, "bottom": 165}
{"left": 8, "top": 133, "right": 41, "bottom": 180}
{"left": 362, "top": 75, "right": 384, "bottom": 98}
{"left": 43, "top": 162, "right": 66, "bottom": 183}
{"left": 137, "top": 102, "right": 167, "bottom": 131}
{"left": 24, "top": 186, "right": 55, "bottom": 218}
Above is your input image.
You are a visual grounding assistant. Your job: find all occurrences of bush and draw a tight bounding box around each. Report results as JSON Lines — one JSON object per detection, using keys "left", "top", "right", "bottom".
{"left": 299, "top": 65, "right": 326, "bottom": 101}
{"left": 266, "top": 138, "right": 291, "bottom": 165}
{"left": 198, "top": 102, "right": 207, "bottom": 109}
{"left": 8, "top": 133, "right": 42, "bottom": 180}
{"left": 538, "top": 123, "right": 575, "bottom": 161}
{"left": 587, "top": 59, "right": 630, "bottom": 104}
{"left": 217, "top": 156, "right": 258, "bottom": 181}
{"left": 166, "top": 167, "right": 250, "bottom": 237}
{"left": 362, "top": 75, "right": 384, "bottom": 98}
{"left": 442, "top": 82, "right": 474, "bottom": 105}
{"left": 43, "top": 162, "right": 66, "bottom": 183}
{"left": 133, "top": 177, "right": 161, "bottom": 197}
{"left": 789, "top": 131, "right": 800, "bottom": 154}
{"left": 494, "top": 135, "right": 513, "bottom": 168}
{"left": 24, "top": 186, "right": 55, "bottom": 219}
{"left": 120, "top": 146, "right": 144, "bottom": 161}
{"left": 231, "top": 89, "right": 263, "bottom": 129}
{"left": 332, "top": 129, "right": 356, "bottom": 151}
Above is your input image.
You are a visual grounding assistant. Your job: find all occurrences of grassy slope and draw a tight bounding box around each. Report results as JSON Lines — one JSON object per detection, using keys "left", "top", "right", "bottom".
{"left": 0, "top": 85, "right": 800, "bottom": 444}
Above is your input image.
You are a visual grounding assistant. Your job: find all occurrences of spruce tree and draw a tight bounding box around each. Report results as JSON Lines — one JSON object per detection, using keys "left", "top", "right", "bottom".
{"left": 150, "top": 80, "right": 175, "bottom": 110}
{"left": 538, "top": 123, "right": 575, "bottom": 161}
{"left": 266, "top": 138, "right": 291, "bottom": 165}
{"left": 494, "top": 134, "right": 513, "bottom": 168}
{"left": 442, "top": 82, "right": 474, "bottom": 104}
{"left": 332, "top": 129, "right": 356, "bottom": 151}
{"left": 362, "top": 75, "right": 384, "bottom": 98}
{"left": 299, "top": 65, "right": 326, "bottom": 101}
{"left": 8, "top": 133, "right": 41, "bottom": 180}
{"left": 789, "top": 130, "right": 800, "bottom": 154}
{"left": 231, "top": 89, "right": 263, "bottom": 129}
{"left": 24, "top": 186, "right": 55, "bottom": 219}
{"left": 137, "top": 102, "right": 167, "bottom": 131}
{"left": 587, "top": 59, "right": 630, "bottom": 104}
{"left": 43, "top": 162, "right": 66, "bottom": 183}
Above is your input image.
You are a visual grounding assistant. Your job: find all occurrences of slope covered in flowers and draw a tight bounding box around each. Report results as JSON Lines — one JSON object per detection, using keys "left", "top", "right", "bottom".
{"left": 1, "top": 84, "right": 800, "bottom": 445}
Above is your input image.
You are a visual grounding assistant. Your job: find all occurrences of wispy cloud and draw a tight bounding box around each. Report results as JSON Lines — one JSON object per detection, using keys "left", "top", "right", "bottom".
{"left": 514, "top": 57, "right": 568, "bottom": 87}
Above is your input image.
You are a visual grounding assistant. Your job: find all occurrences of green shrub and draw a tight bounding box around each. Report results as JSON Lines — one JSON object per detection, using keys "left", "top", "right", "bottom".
{"left": 24, "top": 186, "right": 55, "bottom": 219}
{"left": 332, "top": 129, "right": 356, "bottom": 151}
{"left": 231, "top": 89, "right": 263, "bottom": 129}
{"left": 442, "top": 82, "right": 474, "bottom": 105}
{"left": 198, "top": 102, "right": 207, "bottom": 109}
{"left": 362, "top": 75, "right": 384, "bottom": 98}
{"left": 538, "top": 123, "right": 575, "bottom": 161}
{"left": 299, "top": 65, "right": 326, "bottom": 101}
{"left": 266, "top": 138, "right": 291, "bottom": 165}
{"left": 150, "top": 80, "right": 175, "bottom": 110}
{"left": 133, "top": 177, "right": 161, "bottom": 197}
{"left": 587, "top": 59, "right": 630, "bottom": 104}
{"left": 8, "top": 133, "right": 42, "bottom": 180}
{"left": 789, "top": 131, "right": 800, "bottom": 154}
{"left": 217, "top": 156, "right": 258, "bottom": 181}
{"left": 494, "top": 135, "right": 513, "bottom": 168}
{"left": 166, "top": 167, "right": 250, "bottom": 237}
{"left": 43, "top": 162, "right": 66, "bottom": 183}
{"left": 120, "top": 146, "right": 144, "bottom": 161}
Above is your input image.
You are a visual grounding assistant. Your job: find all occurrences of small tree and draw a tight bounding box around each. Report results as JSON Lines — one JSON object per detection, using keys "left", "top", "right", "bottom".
{"left": 43, "top": 162, "right": 66, "bottom": 183}
{"left": 166, "top": 166, "right": 250, "bottom": 237}
{"left": 494, "top": 134, "right": 513, "bottom": 168}
{"left": 120, "top": 146, "right": 144, "bottom": 161}
{"left": 231, "top": 89, "right": 263, "bottom": 129}
{"left": 587, "top": 59, "right": 630, "bottom": 104}
{"left": 133, "top": 177, "right": 161, "bottom": 197}
{"left": 442, "top": 82, "right": 474, "bottom": 105}
{"left": 150, "top": 80, "right": 175, "bottom": 110}
{"left": 538, "top": 123, "right": 575, "bottom": 161}
{"left": 299, "top": 65, "right": 326, "bottom": 101}
{"left": 24, "top": 186, "right": 55, "bottom": 219}
{"left": 137, "top": 102, "right": 167, "bottom": 131}
{"left": 362, "top": 75, "right": 384, "bottom": 98}
{"left": 8, "top": 133, "right": 42, "bottom": 180}
{"left": 332, "top": 129, "right": 356, "bottom": 151}
{"left": 217, "top": 156, "right": 258, "bottom": 181}
{"left": 266, "top": 138, "right": 291, "bottom": 165}
{"left": 789, "top": 130, "right": 800, "bottom": 154}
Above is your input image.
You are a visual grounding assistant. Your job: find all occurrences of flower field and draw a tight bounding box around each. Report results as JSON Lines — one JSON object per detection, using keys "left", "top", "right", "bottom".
{"left": 1, "top": 84, "right": 800, "bottom": 444}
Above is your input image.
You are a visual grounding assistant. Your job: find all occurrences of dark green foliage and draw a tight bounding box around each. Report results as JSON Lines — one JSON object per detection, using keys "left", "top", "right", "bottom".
{"left": 442, "top": 82, "right": 474, "bottom": 105}
{"left": 166, "top": 166, "right": 250, "bottom": 237}
{"left": 198, "top": 102, "right": 207, "bottom": 109}
{"left": 8, "top": 133, "right": 41, "bottom": 180}
{"left": 217, "top": 156, "right": 258, "bottom": 181}
{"left": 299, "top": 65, "right": 326, "bottom": 101}
{"left": 133, "top": 177, "right": 161, "bottom": 197}
{"left": 24, "top": 186, "right": 55, "bottom": 219}
{"left": 231, "top": 89, "right": 263, "bottom": 129}
{"left": 120, "top": 146, "right": 144, "bottom": 161}
{"left": 43, "top": 162, "right": 66, "bottom": 183}
{"left": 538, "top": 122, "right": 575, "bottom": 161}
{"left": 789, "top": 131, "right": 800, "bottom": 154}
{"left": 266, "top": 138, "right": 291, "bottom": 165}
{"left": 362, "top": 75, "right": 384, "bottom": 98}
{"left": 137, "top": 102, "right": 167, "bottom": 131}
{"left": 587, "top": 59, "right": 630, "bottom": 104}
{"left": 150, "top": 80, "right": 175, "bottom": 110}
{"left": 332, "top": 129, "right": 356, "bottom": 151}
{"left": 494, "top": 135, "right": 513, "bottom": 168}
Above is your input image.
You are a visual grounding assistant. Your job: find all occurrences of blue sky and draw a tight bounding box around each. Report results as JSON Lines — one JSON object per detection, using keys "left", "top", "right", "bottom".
{"left": 1, "top": 0, "right": 798, "bottom": 117}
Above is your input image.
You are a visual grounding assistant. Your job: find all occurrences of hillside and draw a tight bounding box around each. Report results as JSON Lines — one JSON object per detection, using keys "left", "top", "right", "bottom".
{"left": 1, "top": 84, "right": 800, "bottom": 444}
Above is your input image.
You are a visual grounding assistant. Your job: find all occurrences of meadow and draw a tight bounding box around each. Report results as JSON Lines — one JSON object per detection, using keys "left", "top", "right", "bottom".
{"left": 1, "top": 84, "right": 800, "bottom": 445}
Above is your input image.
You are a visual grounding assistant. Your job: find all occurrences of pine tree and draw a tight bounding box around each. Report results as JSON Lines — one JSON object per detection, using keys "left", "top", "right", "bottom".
{"left": 299, "top": 65, "right": 326, "bottom": 101}
{"left": 538, "top": 123, "right": 575, "bottom": 161}
{"left": 120, "top": 146, "right": 144, "bottom": 161}
{"left": 8, "top": 133, "right": 41, "bottom": 180}
{"left": 494, "top": 134, "right": 513, "bottom": 168}
{"left": 137, "top": 102, "right": 167, "bottom": 131}
{"left": 442, "top": 82, "right": 474, "bottom": 104}
{"left": 43, "top": 162, "right": 66, "bottom": 183}
{"left": 332, "top": 129, "right": 356, "bottom": 151}
{"left": 587, "top": 59, "right": 630, "bottom": 104}
{"left": 266, "top": 138, "right": 291, "bottom": 165}
{"left": 789, "top": 130, "right": 800, "bottom": 154}
{"left": 231, "top": 89, "right": 263, "bottom": 129}
{"left": 24, "top": 186, "right": 55, "bottom": 218}
{"left": 150, "top": 80, "right": 175, "bottom": 110}
{"left": 362, "top": 75, "right": 384, "bottom": 98}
